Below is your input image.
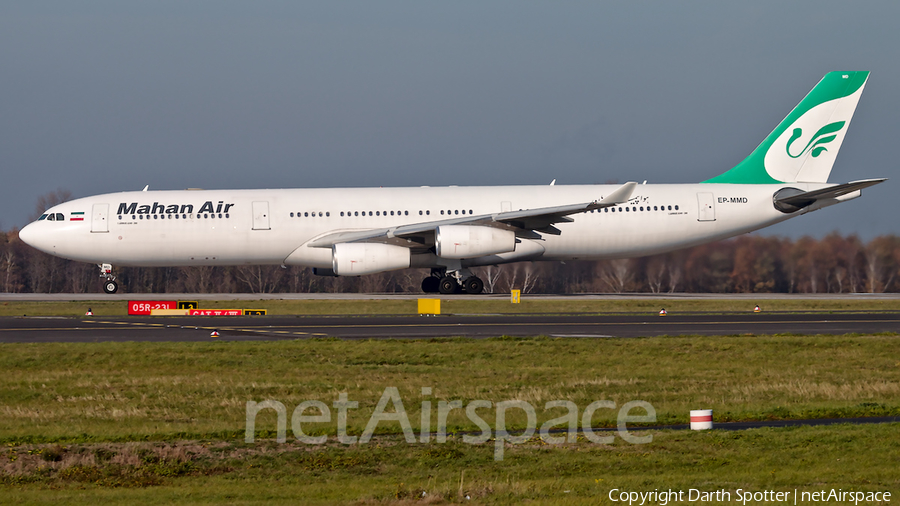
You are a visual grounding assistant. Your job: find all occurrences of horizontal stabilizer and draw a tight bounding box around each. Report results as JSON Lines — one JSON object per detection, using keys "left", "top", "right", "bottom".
{"left": 774, "top": 178, "right": 886, "bottom": 212}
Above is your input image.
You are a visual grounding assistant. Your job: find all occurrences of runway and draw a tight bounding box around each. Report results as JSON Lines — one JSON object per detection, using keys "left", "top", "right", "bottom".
{"left": 2, "top": 311, "right": 899, "bottom": 342}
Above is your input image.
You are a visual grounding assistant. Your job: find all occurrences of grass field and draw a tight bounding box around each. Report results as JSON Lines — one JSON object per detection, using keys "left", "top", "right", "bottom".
{"left": 2, "top": 424, "right": 897, "bottom": 505}
{"left": 2, "top": 295, "right": 899, "bottom": 503}
{"left": 1, "top": 332, "right": 899, "bottom": 503}
{"left": 3, "top": 296, "right": 900, "bottom": 317}
{"left": 2, "top": 335, "right": 899, "bottom": 441}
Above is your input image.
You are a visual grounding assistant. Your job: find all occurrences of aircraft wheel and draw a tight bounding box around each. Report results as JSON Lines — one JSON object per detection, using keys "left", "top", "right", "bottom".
{"left": 103, "top": 280, "right": 118, "bottom": 294}
{"left": 438, "top": 276, "right": 459, "bottom": 295}
{"left": 421, "top": 276, "right": 440, "bottom": 293}
{"left": 463, "top": 276, "right": 484, "bottom": 294}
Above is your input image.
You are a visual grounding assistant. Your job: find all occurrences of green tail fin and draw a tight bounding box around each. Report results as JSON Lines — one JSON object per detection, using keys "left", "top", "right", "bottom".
{"left": 704, "top": 71, "right": 868, "bottom": 184}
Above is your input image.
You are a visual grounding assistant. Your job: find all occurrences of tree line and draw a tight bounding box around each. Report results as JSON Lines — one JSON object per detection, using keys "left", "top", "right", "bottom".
{"left": 2, "top": 227, "right": 899, "bottom": 294}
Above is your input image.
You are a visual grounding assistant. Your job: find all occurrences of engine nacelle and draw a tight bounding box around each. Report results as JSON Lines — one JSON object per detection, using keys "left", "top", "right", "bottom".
{"left": 332, "top": 243, "right": 410, "bottom": 276}
{"left": 435, "top": 225, "right": 516, "bottom": 259}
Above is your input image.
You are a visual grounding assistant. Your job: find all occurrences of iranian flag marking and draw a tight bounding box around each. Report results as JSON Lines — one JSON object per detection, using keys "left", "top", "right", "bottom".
{"left": 70, "top": 212, "right": 85, "bottom": 221}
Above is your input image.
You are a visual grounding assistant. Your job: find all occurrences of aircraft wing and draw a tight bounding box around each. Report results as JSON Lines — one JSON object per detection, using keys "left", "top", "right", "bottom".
{"left": 774, "top": 178, "right": 886, "bottom": 209}
{"left": 307, "top": 181, "right": 638, "bottom": 249}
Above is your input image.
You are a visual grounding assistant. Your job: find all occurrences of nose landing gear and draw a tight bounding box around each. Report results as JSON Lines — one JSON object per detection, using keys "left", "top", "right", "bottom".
{"left": 99, "top": 263, "right": 118, "bottom": 294}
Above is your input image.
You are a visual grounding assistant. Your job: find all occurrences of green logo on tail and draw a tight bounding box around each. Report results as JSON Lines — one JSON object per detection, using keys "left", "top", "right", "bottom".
{"left": 785, "top": 121, "right": 845, "bottom": 159}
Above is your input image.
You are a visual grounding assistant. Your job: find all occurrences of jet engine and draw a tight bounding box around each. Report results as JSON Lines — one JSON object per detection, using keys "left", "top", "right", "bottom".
{"left": 435, "top": 225, "right": 516, "bottom": 259}
{"left": 332, "top": 243, "right": 410, "bottom": 275}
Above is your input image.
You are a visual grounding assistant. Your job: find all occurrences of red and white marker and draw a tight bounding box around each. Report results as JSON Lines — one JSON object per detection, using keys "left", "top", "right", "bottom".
{"left": 659, "top": 308, "right": 667, "bottom": 316}
{"left": 754, "top": 305, "right": 761, "bottom": 313}
{"left": 210, "top": 330, "right": 220, "bottom": 338}
{"left": 85, "top": 308, "right": 93, "bottom": 316}
{"left": 690, "top": 409, "right": 713, "bottom": 430}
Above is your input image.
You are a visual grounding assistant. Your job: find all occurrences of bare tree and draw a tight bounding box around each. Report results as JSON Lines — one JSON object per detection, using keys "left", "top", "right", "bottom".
{"left": 645, "top": 256, "right": 666, "bottom": 293}
{"left": 2, "top": 245, "right": 15, "bottom": 293}
{"left": 31, "top": 189, "right": 73, "bottom": 221}
{"left": 599, "top": 259, "right": 633, "bottom": 293}
{"left": 236, "top": 265, "right": 285, "bottom": 293}
{"left": 481, "top": 265, "right": 504, "bottom": 294}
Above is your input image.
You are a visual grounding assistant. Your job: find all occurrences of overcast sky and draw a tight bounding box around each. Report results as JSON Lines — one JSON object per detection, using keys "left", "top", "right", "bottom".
{"left": 1, "top": 1, "right": 897, "bottom": 238}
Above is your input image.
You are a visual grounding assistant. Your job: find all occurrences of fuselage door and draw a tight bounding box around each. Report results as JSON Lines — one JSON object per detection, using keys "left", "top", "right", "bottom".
{"left": 91, "top": 203, "right": 109, "bottom": 233}
{"left": 697, "top": 192, "right": 716, "bottom": 221}
{"left": 252, "top": 201, "right": 271, "bottom": 230}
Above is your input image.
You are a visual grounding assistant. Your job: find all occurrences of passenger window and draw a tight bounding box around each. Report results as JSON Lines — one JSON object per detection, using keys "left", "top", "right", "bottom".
{"left": 454, "top": 210, "right": 459, "bottom": 215}
{"left": 675, "top": 205, "right": 679, "bottom": 210}
{"left": 440, "top": 210, "right": 444, "bottom": 215}
{"left": 426, "top": 210, "right": 430, "bottom": 215}
{"left": 326, "top": 212, "right": 330, "bottom": 217}
{"left": 625, "top": 207, "right": 629, "bottom": 212}
{"left": 290, "top": 212, "right": 294, "bottom": 217}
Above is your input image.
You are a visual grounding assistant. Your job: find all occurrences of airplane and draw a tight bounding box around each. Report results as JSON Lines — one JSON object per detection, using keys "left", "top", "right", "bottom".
{"left": 19, "top": 71, "right": 885, "bottom": 295}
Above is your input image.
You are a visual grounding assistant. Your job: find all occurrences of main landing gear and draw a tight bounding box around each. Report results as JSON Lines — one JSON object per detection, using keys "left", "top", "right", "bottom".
{"left": 99, "top": 263, "right": 118, "bottom": 294}
{"left": 421, "top": 268, "right": 484, "bottom": 295}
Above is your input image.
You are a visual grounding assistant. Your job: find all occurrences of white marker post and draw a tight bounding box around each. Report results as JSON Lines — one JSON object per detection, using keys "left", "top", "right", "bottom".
{"left": 690, "top": 409, "right": 713, "bottom": 430}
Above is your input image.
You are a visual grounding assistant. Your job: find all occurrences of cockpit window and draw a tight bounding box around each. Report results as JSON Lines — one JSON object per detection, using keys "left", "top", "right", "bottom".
{"left": 39, "top": 214, "right": 48, "bottom": 221}
{"left": 47, "top": 213, "right": 55, "bottom": 221}
{"left": 56, "top": 213, "right": 65, "bottom": 221}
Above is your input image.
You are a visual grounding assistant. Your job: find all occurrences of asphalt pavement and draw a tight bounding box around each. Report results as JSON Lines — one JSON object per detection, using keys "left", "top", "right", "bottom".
{"left": 2, "top": 311, "right": 899, "bottom": 342}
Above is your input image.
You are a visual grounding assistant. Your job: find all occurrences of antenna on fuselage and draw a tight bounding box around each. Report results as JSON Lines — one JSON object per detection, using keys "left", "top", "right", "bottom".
{"left": 142, "top": 185, "right": 149, "bottom": 191}
{"left": 549, "top": 179, "right": 556, "bottom": 186}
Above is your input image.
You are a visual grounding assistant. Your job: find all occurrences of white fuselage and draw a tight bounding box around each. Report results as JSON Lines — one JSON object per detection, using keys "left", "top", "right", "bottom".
{"left": 19, "top": 182, "right": 842, "bottom": 271}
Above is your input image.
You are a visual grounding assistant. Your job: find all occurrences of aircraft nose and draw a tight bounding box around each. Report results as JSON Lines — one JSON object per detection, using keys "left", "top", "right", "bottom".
{"left": 18, "top": 222, "right": 47, "bottom": 251}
